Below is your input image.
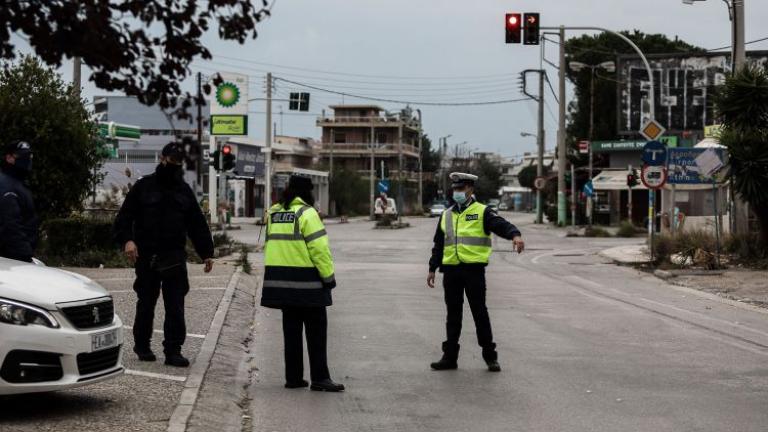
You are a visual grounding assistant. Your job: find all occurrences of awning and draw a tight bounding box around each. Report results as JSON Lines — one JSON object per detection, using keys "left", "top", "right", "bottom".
{"left": 592, "top": 170, "right": 647, "bottom": 191}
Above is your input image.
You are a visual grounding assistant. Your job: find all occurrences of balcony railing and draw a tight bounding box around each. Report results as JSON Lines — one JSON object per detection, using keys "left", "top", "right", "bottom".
{"left": 319, "top": 142, "right": 420, "bottom": 156}
{"left": 316, "top": 116, "right": 421, "bottom": 129}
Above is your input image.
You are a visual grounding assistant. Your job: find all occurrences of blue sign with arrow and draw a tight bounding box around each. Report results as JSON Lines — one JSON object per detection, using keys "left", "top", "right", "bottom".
{"left": 583, "top": 180, "right": 594, "bottom": 197}
{"left": 377, "top": 180, "right": 390, "bottom": 194}
{"left": 642, "top": 141, "right": 667, "bottom": 166}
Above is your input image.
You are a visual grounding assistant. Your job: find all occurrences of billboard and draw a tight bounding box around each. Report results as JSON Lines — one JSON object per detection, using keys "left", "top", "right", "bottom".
{"left": 234, "top": 145, "right": 265, "bottom": 178}
{"left": 617, "top": 51, "right": 768, "bottom": 135}
{"left": 667, "top": 148, "right": 725, "bottom": 185}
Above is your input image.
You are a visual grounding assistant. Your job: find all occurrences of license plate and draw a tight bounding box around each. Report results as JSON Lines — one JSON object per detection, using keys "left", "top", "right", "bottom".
{"left": 91, "top": 329, "right": 118, "bottom": 352}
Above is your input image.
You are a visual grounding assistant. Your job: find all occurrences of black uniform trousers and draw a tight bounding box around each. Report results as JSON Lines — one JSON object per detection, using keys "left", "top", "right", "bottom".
{"left": 281, "top": 306, "right": 331, "bottom": 383}
{"left": 442, "top": 265, "right": 497, "bottom": 361}
{"left": 133, "top": 257, "right": 190, "bottom": 355}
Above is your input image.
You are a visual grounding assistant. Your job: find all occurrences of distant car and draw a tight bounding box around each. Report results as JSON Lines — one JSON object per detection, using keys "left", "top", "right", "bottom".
{"left": 498, "top": 202, "right": 509, "bottom": 211}
{"left": 429, "top": 203, "right": 446, "bottom": 217}
{"left": 0, "top": 258, "right": 124, "bottom": 395}
{"left": 488, "top": 203, "right": 499, "bottom": 211}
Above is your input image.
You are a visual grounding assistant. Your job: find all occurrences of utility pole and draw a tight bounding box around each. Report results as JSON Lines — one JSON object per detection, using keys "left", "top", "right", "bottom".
{"left": 72, "top": 57, "right": 82, "bottom": 98}
{"left": 571, "top": 164, "right": 576, "bottom": 227}
{"left": 264, "top": 72, "right": 273, "bottom": 217}
{"left": 588, "top": 68, "right": 595, "bottom": 227}
{"left": 208, "top": 135, "right": 218, "bottom": 223}
{"left": 536, "top": 71, "right": 545, "bottom": 224}
{"left": 733, "top": 0, "right": 746, "bottom": 70}
{"left": 196, "top": 72, "right": 203, "bottom": 188}
{"left": 397, "top": 114, "right": 404, "bottom": 220}
{"left": 417, "top": 109, "right": 423, "bottom": 211}
{"left": 557, "top": 26, "right": 567, "bottom": 226}
{"left": 369, "top": 123, "right": 375, "bottom": 220}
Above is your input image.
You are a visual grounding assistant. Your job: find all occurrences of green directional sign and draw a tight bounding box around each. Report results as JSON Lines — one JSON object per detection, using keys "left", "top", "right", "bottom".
{"left": 98, "top": 122, "right": 141, "bottom": 141}
{"left": 591, "top": 136, "right": 678, "bottom": 152}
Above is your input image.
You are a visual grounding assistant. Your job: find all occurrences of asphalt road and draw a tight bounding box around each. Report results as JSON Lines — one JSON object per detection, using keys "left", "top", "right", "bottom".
{"left": 241, "top": 213, "right": 768, "bottom": 432}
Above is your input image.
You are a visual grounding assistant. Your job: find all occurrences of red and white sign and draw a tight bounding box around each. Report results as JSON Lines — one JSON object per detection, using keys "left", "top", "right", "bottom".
{"left": 641, "top": 165, "right": 668, "bottom": 189}
{"left": 533, "top": 176, "right": 547, "bottom": 190}
{"left": 578, "top": 140, "right": 590, "bottom": 154}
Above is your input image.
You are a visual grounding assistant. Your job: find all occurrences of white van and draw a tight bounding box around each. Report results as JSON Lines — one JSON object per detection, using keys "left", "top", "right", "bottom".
{"left": 374, "top": 197, "right": 398, "bottom": 218}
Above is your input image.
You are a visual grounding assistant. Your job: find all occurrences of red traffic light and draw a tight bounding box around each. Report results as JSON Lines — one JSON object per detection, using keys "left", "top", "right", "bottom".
{"left": 507, "top": 15, "right": 519, "bottom": 26}
{"left": 222, "top": 144, "right": 232, "bottom": 155}
{"left": 505, "top": 13, "right": 522, "bottom": 44}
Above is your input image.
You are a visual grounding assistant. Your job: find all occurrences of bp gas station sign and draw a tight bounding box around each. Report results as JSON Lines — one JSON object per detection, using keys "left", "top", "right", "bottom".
{"left": 208, "top": 72, "right": 249, "bottom": 136}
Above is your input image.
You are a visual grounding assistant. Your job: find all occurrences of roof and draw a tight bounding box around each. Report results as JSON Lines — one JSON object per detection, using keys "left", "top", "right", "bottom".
{"left": 329, "top": 104, "right": 384, "bottom": 111}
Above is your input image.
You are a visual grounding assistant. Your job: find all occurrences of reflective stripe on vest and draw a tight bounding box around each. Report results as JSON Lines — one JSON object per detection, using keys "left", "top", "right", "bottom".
{"left": 441, "top": 201, "right": 492, "bottom": 265}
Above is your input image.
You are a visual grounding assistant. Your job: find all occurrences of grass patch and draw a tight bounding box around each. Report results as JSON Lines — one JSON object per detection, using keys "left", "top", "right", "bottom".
{"left": 584, "top": 226, "right": 611, "bottom": 237}
{"left": 616, "top": 220, "right": 640, "bottom": 238}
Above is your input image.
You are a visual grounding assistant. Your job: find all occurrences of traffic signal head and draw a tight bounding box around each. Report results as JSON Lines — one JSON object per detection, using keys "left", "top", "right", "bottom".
{"left": 222, "top": 144, "right": 232, "bottom": 155}
{"left": 221, "top": 145, "right": 235, "bottom": 171}
{"left": 627, "top": 169, "right": 639, "bottom": 188}
{"left": 523, "top": 13, "right": 540, "bottom": 45}
{"left": 505, "top": 13, "right": 522, "bottom": 44}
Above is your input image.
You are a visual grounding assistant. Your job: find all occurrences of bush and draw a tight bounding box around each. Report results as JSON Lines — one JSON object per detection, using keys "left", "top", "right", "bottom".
{"left": 584, "top": 226, "right": 611, "bottom": 237}
{"left": 616, "top": 220, "right": 639, "bottom": 238}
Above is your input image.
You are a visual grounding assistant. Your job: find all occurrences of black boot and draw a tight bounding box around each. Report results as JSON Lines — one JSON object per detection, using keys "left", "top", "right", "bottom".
{"left": 483, "top": 345, "right": 500, "bottom": 372}
{"left": 165, "top": 353, "right": 190, "bottom": 367}
{"left": 310, "top": 379, "right": 345, "bottom": 392}
{"left": 133, "top": 346, "right": 156, "bottom": 362}
{"left": 285, "top": 379, "right": 309, "bottom": 389}
{"left": 431, "top": 342, "right": 459, "bottom": 370}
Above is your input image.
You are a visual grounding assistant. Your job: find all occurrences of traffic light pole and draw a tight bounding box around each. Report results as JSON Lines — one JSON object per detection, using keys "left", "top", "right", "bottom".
{"left": 369, "top": 123, "right": 375, "bottom": 221}
{"left": 264, "top": 72, "right": 273, "bottom": 220}
{"left": 541, "top": 25, "right": 656, "bottom": 226}
{"left": 536, "top": 70, "right": 545, "bottom": 225}
{"left": 208, "top": 135, "right": 218, "bottom": 224}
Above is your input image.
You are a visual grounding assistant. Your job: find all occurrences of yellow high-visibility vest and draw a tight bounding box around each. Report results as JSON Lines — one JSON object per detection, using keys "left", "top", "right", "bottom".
{"left": 440, "top": 201, "right": 492, "bottom": 265}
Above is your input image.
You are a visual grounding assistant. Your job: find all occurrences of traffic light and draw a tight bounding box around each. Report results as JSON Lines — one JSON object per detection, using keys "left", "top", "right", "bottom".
{"left": 505, "top": 13, "right": 522, "bottom": 44}
{"left": 627, "top": 169, "right": 639, "bottom": 188}
{"left": 523, "top": 13, "right": 540, "bottom": 45}
{"left": 289, "top": 92, "right": 310, "bottom": 111}
{"left": 221, "top": 144, "right": 235, "bottom": 171}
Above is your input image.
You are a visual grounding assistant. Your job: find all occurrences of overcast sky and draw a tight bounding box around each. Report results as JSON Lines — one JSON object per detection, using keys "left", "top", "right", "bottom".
{"left": 15, "top": 0, "right": 768, "bottom": 158}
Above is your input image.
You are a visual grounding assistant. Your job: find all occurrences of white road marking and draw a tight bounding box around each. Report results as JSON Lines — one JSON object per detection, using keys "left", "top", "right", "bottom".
{"left": 564, "top": 275, "right": 604, "bottom": 289}
{"left": 96, "top": 275, "right": 229, "bottom": 282}
{"left": 125, "top": 369, "right": 187, "bottom": 382}
{"left": 108, "top": 287, "right": 227, "bottom": 294}
{"left": 122, "top": 326, "right": 206, "bottom": 339}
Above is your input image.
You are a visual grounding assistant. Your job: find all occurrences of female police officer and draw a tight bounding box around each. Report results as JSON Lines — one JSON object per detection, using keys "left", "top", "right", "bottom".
{"left": 261, "top": 175, "right": 344, "bottom": 392}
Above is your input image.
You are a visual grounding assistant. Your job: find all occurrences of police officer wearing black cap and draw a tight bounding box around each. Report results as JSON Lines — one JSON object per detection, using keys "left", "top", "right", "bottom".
{"left": 427, "top": 172, "right": 525, "bottom": 372}
{"left": 114, "top": 142, "right": 215, "bottom": 367}
{"left": 0, "top": 140, "right": 37, "bottom": 263}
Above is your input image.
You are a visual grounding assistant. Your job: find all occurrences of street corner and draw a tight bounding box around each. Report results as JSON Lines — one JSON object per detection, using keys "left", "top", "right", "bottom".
{"left": 599, "top": 244, "right": 651, "bottom": 265}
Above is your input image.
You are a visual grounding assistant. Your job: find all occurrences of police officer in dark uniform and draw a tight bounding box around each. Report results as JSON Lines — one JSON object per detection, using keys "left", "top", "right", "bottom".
{"left": 0, "top": 140, "right": 37, "bottom": 263}
{"left": 114, "top": 142, "right": 215, "bottom": 367}
{"left": 427, "top": 172, "right": 525, "bottom": 372}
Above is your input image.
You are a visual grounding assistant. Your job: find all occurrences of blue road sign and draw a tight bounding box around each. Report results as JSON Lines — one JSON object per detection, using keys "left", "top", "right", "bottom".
{"left": 377, "top": 180, "right": 390, "bottom": 194}
{"left": 642, "top": 141, "right": 667, "bottom": 166}
{"left": 583, "top": 180, "right": 594, "bottom": 197}
{"left": 667, "top": 148, "right": 725, "bottom": 184}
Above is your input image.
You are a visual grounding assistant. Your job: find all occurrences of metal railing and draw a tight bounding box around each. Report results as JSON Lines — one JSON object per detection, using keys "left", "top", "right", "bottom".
{"left": 318, "top": 142, "right": 419, "bottom": 155}
{"left": 316, "top": 116, "right": 421, "bottom": 128}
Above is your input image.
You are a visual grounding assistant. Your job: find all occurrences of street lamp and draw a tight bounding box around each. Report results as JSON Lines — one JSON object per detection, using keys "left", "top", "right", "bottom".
{"left": 520, "top": 131, "right": 538, "bottom": 138}
{"left": 438, "top": 134, "right": 452, "bottom": 197}
{"left": 682, "top": 0, "right": 745, "bottom": 71}
{"left": 568, "top": 60, "right": 615, "bottom": 226}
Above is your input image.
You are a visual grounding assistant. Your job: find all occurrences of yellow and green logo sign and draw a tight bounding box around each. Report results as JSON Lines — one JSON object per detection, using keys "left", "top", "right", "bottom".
{"left": 216, "top": 82, "right": 240, "bottom": 108}
{"left": 210, "top": 115, "right": 247, "bottom": 136}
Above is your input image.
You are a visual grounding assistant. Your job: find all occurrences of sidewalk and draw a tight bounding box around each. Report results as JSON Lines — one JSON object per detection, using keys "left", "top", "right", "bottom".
{"left": 665, "top": 269, "right": 768, "bottom": 307}
{"left": 599, "top": 244, "right": 651, "bottom": 264}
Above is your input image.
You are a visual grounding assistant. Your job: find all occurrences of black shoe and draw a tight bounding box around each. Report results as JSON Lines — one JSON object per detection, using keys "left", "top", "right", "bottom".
{"left": 310, "top": 379, "right": 345, "bottom": 392}
{"left": 430, "top": 357, "right": 458, "bottom": 370}
{"left": 486, "top": 360, "right": 501, "bottom": 372}
{"left": 164, "top": 353, "right": 190, "bottom": 367}
{"left": 285, "top": 380, "right": 309, "bottom": 389}
{"left": 133, "top": 346, "right": 156, "bottom": 362}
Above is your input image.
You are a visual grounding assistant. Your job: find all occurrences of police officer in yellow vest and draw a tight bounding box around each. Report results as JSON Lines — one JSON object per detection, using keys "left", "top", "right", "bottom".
{"left": 261, "top": 175, "right": 344, "bottom": 392}
{"left": 427, "top": 172, "right": 525, "bottom": 372}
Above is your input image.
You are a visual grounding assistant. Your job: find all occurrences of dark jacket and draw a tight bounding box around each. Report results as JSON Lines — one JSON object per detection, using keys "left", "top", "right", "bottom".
{"left": 0, "top": 169, "right": 38, "bottom": 262}
{"left": 113, "top": 165, "right": 214, "bottom": 262}
{"left": 429, "top": 198, "right": 521, "bottom": 273}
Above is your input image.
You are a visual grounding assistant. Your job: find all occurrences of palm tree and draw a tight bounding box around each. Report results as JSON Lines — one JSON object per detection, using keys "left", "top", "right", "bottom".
{"left": 715, "top": 66, "right": 768, "bottom": 245}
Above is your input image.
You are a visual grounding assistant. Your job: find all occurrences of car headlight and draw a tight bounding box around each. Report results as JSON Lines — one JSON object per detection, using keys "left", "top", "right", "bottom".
{"left": 0, "top": 298, "right": 60, "bottom": 328}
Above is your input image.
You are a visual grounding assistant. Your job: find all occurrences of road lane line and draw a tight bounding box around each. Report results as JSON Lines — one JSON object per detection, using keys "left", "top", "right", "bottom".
{"left": 96, "top": 275, "right": 230, "bottom": 282}
{"left": 564, "top": 275, "right": 603, "bottom": 289}
{"left": 167, "top": 269, "right": 242, "bottom": 432}
{"left": 122, "top": 326, "right": 206, "bottom": 339}
{"left": 125, "top": 369, "right": 187, "bottom": 382}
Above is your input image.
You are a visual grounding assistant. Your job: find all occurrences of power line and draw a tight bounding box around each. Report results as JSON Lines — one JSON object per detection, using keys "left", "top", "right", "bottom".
{"left": 274, "top": 77, "right": 533, "bottom": 107}
{"left": 708, "top": 35, "right": 768, "bottom": 52}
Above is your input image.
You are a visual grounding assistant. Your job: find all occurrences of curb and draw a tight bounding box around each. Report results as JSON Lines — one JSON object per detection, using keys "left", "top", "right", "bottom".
{"left": 167, "top": 269, "right": 242, "bottom": 432}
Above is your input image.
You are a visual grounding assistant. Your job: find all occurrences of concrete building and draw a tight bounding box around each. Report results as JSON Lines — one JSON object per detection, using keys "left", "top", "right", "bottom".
{"left": 92, "top": 95, "right": 208, "bottom": 198}
{"left": 499, "top": 152, "right": 555, "bottom": 212}
{"left": 317, "top": 105, "right": 422, "bottom": 213}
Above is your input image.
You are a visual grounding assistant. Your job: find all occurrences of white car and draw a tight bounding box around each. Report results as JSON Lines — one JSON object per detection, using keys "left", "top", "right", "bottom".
{"left": 0, "top": 258, "right": 124, "bottom": 395}
{"left": 374, "top": 197, "right": 398, "bottom": 218}
{"left": 429, "top": 203, "right": 446, "bottom": 217}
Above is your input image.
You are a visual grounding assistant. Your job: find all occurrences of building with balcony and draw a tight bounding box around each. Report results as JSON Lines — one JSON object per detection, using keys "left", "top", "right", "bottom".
{"left": 316, "top": 104, "right": 422, "bottom": 213}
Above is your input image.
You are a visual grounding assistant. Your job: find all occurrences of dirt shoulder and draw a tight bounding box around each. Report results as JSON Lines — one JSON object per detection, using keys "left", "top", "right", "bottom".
{"left": 666, "top": 269, "right": 768, "bottom": 307}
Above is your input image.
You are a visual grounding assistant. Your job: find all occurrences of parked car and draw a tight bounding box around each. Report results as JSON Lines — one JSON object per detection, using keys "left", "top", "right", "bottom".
{"left": 374, "top": 197, "right": 398, "bottom": 218}
{"left": 0, "top": 258, "right": 124, "bottom": 395}
{"left": 429, "top": 203, "right": 447, "bottom": 217}
{"left": 498, "top": 202, "right": 509, "bottom": 211}
{"left": 487, "top": 199, "right": 500, "bottom": 211}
